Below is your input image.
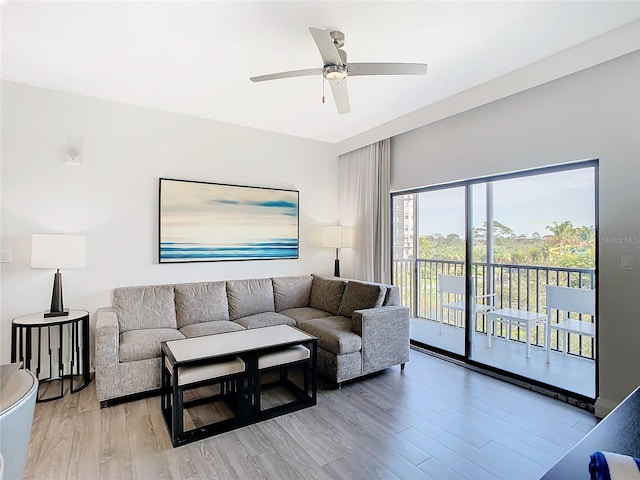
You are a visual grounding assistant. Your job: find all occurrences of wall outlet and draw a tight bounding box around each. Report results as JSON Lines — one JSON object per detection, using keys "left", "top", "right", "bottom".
{"left": 0, "top": 250, "right": 12, "bottom": 263}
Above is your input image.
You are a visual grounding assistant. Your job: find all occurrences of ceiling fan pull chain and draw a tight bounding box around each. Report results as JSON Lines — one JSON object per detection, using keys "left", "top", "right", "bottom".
{"left": 322, "top": 76, "right": 326, "bottom": 104}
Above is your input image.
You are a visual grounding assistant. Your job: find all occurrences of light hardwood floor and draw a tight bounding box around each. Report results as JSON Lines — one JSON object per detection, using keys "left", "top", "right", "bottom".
{"left": 24, "top": 349, "right": 597, "bottom": 480}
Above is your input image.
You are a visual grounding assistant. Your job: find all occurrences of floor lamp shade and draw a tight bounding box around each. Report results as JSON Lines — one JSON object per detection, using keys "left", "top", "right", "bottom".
{"left": 322, "top": 226, "right": 352, "bottom": 277}
{"left": 31, "top": 234, "right": 87, "bottom": 317}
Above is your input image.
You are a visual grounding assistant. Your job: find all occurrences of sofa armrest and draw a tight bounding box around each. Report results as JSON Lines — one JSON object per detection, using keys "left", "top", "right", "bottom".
{"left": 95, "top": 307, "right": 121, "bottom": 403}
{"left": 352, "top": 305, "right": 410, "bottom": 375}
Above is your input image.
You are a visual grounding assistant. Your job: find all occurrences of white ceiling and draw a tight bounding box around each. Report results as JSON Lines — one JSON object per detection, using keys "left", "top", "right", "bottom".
{"left": 1, "top": 1, "right": 639, "bottom": 144}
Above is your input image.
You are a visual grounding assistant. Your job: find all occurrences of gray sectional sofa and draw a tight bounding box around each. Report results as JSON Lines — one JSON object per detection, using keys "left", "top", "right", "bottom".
{"left": 95, "top": 274, "right": 410, "bottom": 406}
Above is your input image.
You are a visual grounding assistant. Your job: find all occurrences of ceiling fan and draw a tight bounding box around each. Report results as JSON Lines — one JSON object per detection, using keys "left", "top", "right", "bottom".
{"left": 250, "top": 27, "right": 428, "bottom": 114}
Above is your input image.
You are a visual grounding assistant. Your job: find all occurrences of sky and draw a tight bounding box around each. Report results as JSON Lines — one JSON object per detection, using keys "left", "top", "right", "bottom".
{"left": 416, "top": 167, "right": 595, "bottom": 237}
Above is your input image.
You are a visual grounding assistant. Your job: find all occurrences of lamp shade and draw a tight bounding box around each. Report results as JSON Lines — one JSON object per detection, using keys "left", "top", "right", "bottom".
{"left": 31, "top": 234, "right": 87, "bottom": 269}
{"left": 322, "top": 226, "right": 353, "bottom": 249}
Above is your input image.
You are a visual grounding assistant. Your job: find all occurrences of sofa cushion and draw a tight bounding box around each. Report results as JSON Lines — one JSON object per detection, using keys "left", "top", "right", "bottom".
{"left": 272, "top": 276, "right": 313, "bottom": 312}
{"left": 179, "top": 320, "right": 245, "bottom": 338}
{"left": 119, "top": 328, "right": 185, "bottom": 362}
{"left": 297, "top": 316, "right": 361, "bottom": 355}
{"left": 174, "top": 281, "right": 229, "bottom": 328}
{"left": 309, "top": 275, "right": 346, "bottom": 316}
{"left": 234, "top": 312, "right": 296, "bottom": 329}
{"left": 337, "top": 281, "right": 385, "bottom": 318}
{"left": 383, "top": 285, "right": 401, "bottom": 306}
{"left": 114, "top": 285, "right": 177, "bottom": 333}
{"left": 280, "top": 307, "right": 333, "bottom": 323}
{"left": 227, "top": 278, "right": 275, "bottom": 320}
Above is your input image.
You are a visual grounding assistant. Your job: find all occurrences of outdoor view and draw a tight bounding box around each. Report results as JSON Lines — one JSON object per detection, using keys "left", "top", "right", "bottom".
{"left": 417, "top": 218, "right": 594, "bottom": 269}
{"left": 392, "top": 165, "right": 597, "bottom": 398}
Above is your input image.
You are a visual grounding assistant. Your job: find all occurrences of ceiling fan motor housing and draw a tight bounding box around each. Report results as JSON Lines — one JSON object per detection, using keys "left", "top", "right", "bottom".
{"left": 323, "top": 64, "right": 347, "bottom": 81}
{"left": 322, "top": 31, "right": 348, "bottom": 81}
{"left": 329, "top": 31, "right": 345, "bottom": 48}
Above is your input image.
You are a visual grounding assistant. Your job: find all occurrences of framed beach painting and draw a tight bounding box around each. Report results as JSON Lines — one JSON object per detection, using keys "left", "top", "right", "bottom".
{"left": 159, "top": 178, "right": 299, "bottom": 263}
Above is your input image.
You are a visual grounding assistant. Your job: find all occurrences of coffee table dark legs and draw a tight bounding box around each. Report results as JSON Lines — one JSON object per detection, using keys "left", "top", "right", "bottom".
{"left": 251, "top": 340, "right": 317, "bottom": 423}
{"left": 161, "top": 369, "right": 248, "bottom": 447}
{"left": 161, "top": 339, "right": 318, "bottom": 447}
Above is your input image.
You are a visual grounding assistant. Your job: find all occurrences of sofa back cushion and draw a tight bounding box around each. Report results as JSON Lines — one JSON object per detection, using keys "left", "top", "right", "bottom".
{"left": 113, "top": 284, "right": 177, "bottom": 332}
{"left": 337, "top": 281, "right": 386, "bottom": 318}
{"left": 309, "top": 275, "right": 347, "bottom": 315}
{"left": 174, "top": 281, "right": 229, "bottom": 328}
{"left": 383, "top": 285, "right": 401, "bottom": 306}
{"left": 272, "top": 276, "right": 313, "bottom": 312}
{"left": 227, "top": 278, "right": 275, "bottom": 319}
{"left": 344, "top": 279, "right": 400, "bottom": 306}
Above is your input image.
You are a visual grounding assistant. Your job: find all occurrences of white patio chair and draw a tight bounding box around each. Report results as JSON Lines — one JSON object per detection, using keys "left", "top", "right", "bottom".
{"left": 437, "top": 274, "right": 495, "bottom": 337}
{"left": 544, "top": 285, "right": 596, "bottom": 364}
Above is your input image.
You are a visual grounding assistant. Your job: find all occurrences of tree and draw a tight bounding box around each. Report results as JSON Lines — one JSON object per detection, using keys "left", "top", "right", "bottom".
{"left": 493, "top": 220, "right": 515, "bottom": 239}
{"left": 418, "top": 236, "right": 432, "bottom": 259}
{"left": 412, "top": 219, "right": 593, "bottom": 269}
{"left": 472, "top": 226, "right": 486, "bottom": 242}
{"left": 473, "top": 220, "right": 515, "bottom": 241}
{"left": 576, "top": 225, "right": 595, "bottom": 249}
{"left": 545, "top": 221, "right": 576, "bottom": 252}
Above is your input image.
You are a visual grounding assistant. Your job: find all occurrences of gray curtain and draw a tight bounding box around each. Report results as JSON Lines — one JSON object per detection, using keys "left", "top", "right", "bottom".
{"left": 338, "top": 138, "right": 391, "bottom": 283}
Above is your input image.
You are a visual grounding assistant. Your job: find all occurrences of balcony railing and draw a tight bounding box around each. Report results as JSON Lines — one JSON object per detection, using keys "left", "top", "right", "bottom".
{"left": 392, "top": 258, "right": 596, "bottom": 359}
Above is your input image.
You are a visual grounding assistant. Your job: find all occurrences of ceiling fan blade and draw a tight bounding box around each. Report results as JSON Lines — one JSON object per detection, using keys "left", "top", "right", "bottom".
{"left": 329, "top": 80, "right": 350, "bottom": 114}
{"left": 250, "top": 68, "right": 323, "bottom": 82}
{"left": 309, "top": 27, "right": 343, "bottom": 66}
{"left": 347, "top": 63, "right": 428, "bottom": 76}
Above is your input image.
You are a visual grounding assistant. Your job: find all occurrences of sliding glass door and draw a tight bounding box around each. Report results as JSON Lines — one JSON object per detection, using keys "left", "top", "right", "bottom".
{"left": 392, "top": 162, "right": 597, "bottom": 400}
{"left": 393, "top": 187, "right": 467, "bottom": 356}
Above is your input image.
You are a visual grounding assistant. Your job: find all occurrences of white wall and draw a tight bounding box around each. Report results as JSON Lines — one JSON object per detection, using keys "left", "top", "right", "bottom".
{"left": 337, "top": 20, "right": 640, "bottom": 156}
{"left": 0, "top": 81, "right": 339, "bottom": 364}
{"left": 391, "top": 52, "right": 640, "bottom": 415}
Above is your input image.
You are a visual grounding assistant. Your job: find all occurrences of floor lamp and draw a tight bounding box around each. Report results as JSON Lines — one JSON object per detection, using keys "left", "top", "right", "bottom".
{"left": 31, "top": 234, "right": 87, "bottom": 318}
{"left": 322, "top": 226, "right": 352, "bottom": 277}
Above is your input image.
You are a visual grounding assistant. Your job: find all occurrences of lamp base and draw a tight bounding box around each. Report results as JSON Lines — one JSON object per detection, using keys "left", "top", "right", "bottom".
{"left": 334, "top": 258, "right": 341, "bottom": 277}
{"left": 47, "top": 270, "right": 66, "bottom": 318}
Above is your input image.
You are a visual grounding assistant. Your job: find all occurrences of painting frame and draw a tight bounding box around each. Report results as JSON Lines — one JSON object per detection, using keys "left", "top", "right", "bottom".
{"left": 159, "top": 178, "right": 299, "bottom": 263}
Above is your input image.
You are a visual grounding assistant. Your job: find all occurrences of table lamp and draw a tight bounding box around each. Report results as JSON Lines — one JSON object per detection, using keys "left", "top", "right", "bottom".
{"left": 31, "top": 233, "right": 87, "bottom": 317}
{"left": 322, "top": 225, "right": 353, "bottom": 277}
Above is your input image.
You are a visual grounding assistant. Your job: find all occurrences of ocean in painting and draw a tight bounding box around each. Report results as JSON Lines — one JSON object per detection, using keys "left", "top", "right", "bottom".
{"left": 160, "top": 238, "right": 298, "bottom": 262}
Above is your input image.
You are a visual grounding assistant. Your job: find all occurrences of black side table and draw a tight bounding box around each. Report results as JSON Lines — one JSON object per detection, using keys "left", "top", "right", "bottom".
{"left": 11, "top": 310, "right": 91, "bottom": 402}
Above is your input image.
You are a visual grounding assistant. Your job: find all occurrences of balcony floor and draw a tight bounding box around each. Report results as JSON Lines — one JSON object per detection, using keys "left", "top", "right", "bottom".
{"left": 411, "top": 317, "right": 596, "bottom": 399}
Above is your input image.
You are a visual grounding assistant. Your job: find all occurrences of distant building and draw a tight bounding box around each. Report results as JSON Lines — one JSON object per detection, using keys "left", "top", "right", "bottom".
{"left": 392, "top": 194, "right": 415, "bottom": 259}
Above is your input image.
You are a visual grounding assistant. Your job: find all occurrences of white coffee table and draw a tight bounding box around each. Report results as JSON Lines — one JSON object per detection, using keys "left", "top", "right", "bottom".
{"left": 161, "top": 324, "right": 317, "bottom": 446}
{"left": 486, "top": 308, "right": 546, "bottom": 358}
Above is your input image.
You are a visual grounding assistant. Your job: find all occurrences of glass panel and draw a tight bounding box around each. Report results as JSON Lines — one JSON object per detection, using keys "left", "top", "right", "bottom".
{"left": 392, "top": 193, "right": 416, "bottom": 314}
{"left": 393, "top": 188, "right": 466, "bottom": 355}
{"left": 469, "top": 168, "right": 596, "bottom": 398}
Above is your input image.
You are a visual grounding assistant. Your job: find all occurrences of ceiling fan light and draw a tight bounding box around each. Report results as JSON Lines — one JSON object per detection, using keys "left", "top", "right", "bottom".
{"left": 323, "top": 65, "right": 347, "bottom": 82}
